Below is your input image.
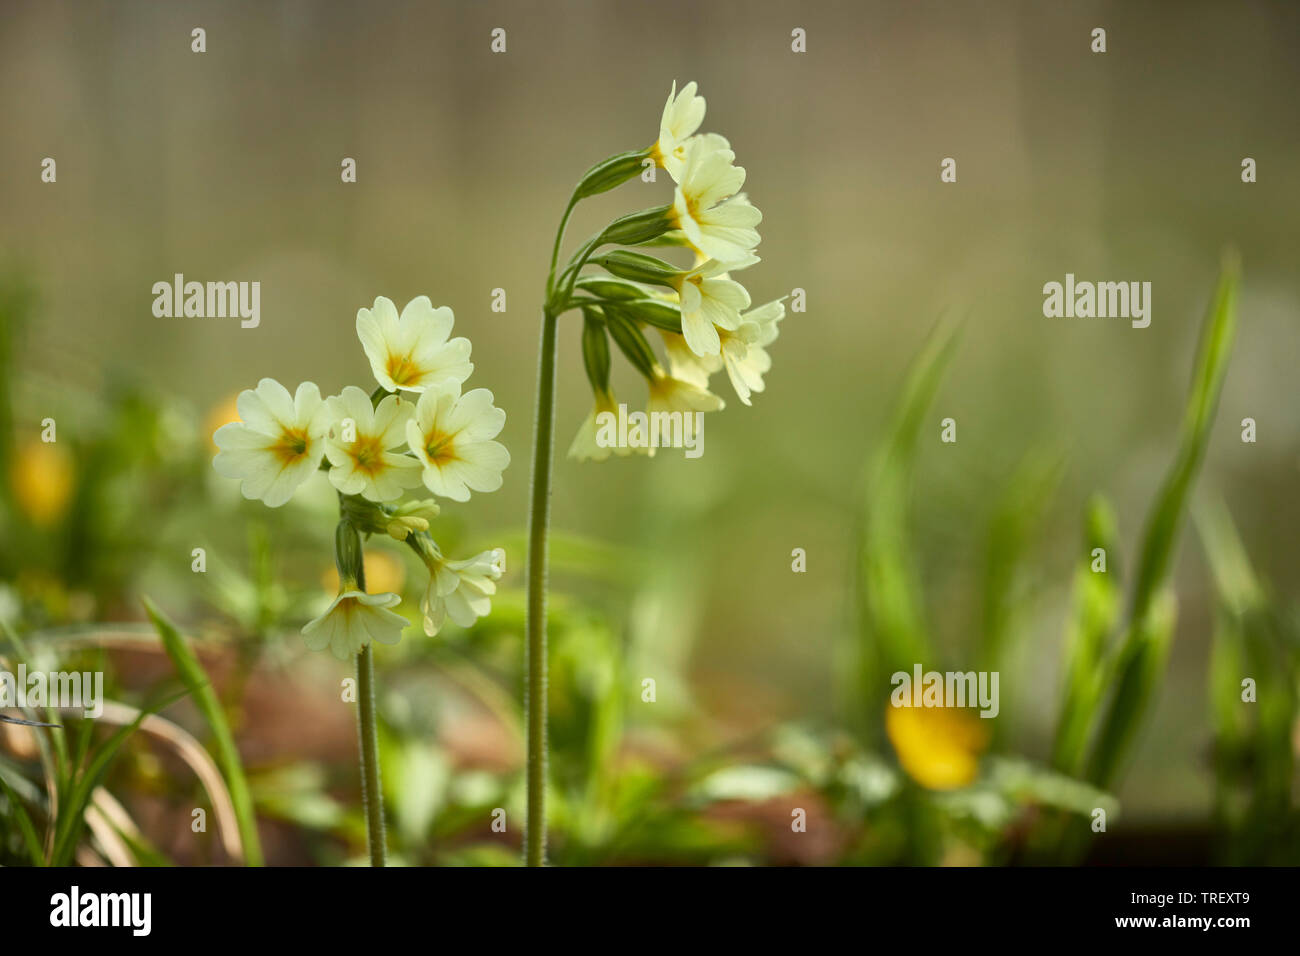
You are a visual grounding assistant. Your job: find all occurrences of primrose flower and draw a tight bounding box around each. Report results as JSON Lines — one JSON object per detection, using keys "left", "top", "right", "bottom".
{"left": 674, "top": 254, "right": 757, "bottom": 357}
{"left": 568, "top": 389, "right": 643, "bottom": 462}
{"left": 213, "top": 378, "right": 329, "bottom": 507}
{"left": 323, "top": 387, "right": 421, "bottom": 502}
{"left": 648, "top": 366, "right": 725, "bottom": 415}
{"left": 718, "top": 299, "right": 784, "bottom": 406}
{"left": 885, "top": 702, "right": 989, "bottom": 791}
{"left": 660, "top": 330, "right": 718, "bottom": 389}
{"left": 301, "top": 586, "right": 408, "bottom": 661}
{"left": 11, "top": 440, "right": 75, "bottom": 526}
{"left": 420, "top": 547, "right": 506, "bottom": 636}
{"left": 670, "top": 135, "right": 762, "bottom": 262}
{"left": 407, "top": 385, "right": 510, "bottom": 502}
{"left": 356, "top": 295, "right": 474, "bottom": 394}
{"left": 651, "top": 80, "right": 707, "bottom": 182}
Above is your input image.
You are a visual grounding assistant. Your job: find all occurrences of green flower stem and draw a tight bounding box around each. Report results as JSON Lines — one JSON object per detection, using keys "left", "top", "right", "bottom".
{"left": 355, "top": 642, "right": 385, "bottom": 866}
{"left": 546, "top": 191, "right": 580, "bottom": 297}
{"left": 348, "top": 524, "right": 387, "bottom": 866}
{"left": 524, "top": 307, "right": 559, "bottom": 866}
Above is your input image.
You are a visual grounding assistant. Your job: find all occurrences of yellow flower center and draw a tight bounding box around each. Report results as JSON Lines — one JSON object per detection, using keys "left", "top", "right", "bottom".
{"left": 385, "top": 352, "right": 420, "bottom": 386}
{"left": 270, "top": 427, "right": 311, "bottom": 466}
{"left": 349, "top": 433, "right": 387, "bottom": 476}
{"left": 684, "top": 193, "right": 702, "bottom": 223}
{"left": 423, "top": 431, "right": 457, "bottom": 466}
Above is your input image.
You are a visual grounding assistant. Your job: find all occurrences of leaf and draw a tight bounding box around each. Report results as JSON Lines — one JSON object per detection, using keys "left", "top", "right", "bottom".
{"left": 1051, "top": 495, "right": 1122, "bottom": 775}
{"left": 144, "top": 596, "right": 264, "bottom": 866}
{"left": 0, "top": 769, "right": 45, "bottom": 865}
{"left": 851, "top": 320, "right": 959, "bottom": 730}
{"left": 1084, "top": 255, "right": 1241, "bottom": 789}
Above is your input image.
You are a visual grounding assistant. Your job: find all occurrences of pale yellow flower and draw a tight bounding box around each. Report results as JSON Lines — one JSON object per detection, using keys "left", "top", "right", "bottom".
{"left": 648, "top": 366, "right": 725, "bottom": 416}
{"left": 356, "top": 295, "right": 473, "bottom": 394}
{"left": 406, "top": 385, "right": 509, "bottom": 502}
{"left": 651, "top": 80, "right": 707, "bottom": 182}
{"left": 213, "top": 378, "right": 329, "bottom": 507}
{"left": 420, "top": 548, "right": 506, "bottom": 636}
{"left": 323, "top": 386, "right": 421, "bottom": 503}
{"left": 718, "top": 298, "right": 785, "bottom": 406}
{"left": 568, "top": 389, "right": 644, "bottom": 462}
{"left": 670, "top": 135, "right": 762, "bottom": 262}
{"left": 301, "top": 588, "right": 408, "bottom": 661}
{"left": 672, "top": 255, "right": 757, "bottom": 357}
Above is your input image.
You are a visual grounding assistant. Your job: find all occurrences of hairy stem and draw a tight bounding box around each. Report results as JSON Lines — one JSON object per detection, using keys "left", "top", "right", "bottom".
{"left": 524, "top": 308, "right": 559, "bottom": 866}
{"left": 352, "top": 536, "right": 386, "bottom": 866}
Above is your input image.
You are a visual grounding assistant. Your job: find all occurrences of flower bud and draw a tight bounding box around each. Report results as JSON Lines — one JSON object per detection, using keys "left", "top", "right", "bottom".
{"left": 594, "top": 250, "right": 680, "bottom": 288}
{"left": 599, "top": 205, "right": 674, "bottom": 247}
{"left": 574, "top": 149, "right": 652, "bottom": 200}
{"left": 334, "top": 519, "right": 364, "bottom": 589}
{"left": 619, "top": 298, "right": 683, "bottom": 334}
{"left": 603, "top": 306, "right": 659, "bottom": 378}
{"left": 574, "top": 276, "right": 647, "bottom": 301}
{"left": 581, "top": 312, "right": 612, "bottom": 393}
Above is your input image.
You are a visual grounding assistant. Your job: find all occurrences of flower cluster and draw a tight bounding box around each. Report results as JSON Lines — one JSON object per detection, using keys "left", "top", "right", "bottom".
{"left": 212, "top": 296, "right": 509, "bottom": 660}
{"left": 546, "top": 80, "right": 786, "bottom": 462}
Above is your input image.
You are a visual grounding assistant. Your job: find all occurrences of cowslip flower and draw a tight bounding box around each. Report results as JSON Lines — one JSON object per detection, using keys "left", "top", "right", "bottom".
{"left": 323, "top": 386, "right": 421, "bottom": 502}
{"left": 673, "top": 254, "right": 757, "bottom": 357}
{"left": 651, "top": 80, "right": 707, "bottom": 182}
{"left": 648, "top": 365, "right": 725, "bottom": 415}
{"left": 524, "top": 81, "right": 777, "bottom": 862}
{"left": 419, "top": 547, "right": 506, "bottom": 636}
{"left": 212, "top": 292, "right": 508, "bottom": 869}
{"left": 718, "top": 299, "right": 785, "bottom": 406}
{"left": 670, "top": 135, "right": 762, "bottom": 262}
{"left": 568, "top": 389, "right": 644, "bottom": 462}
{"left": 661, "top": 330, "right": 717, "bottom": 389}
{"left": 356, "top": 295, "right": 473, "bottom": 394}
{"left": 406, "top": 385, "right": 510, "bottom": 502}
{"left": 213, "top": 378, "right": 329, "bottom": 507}
{"left": 301, "top": 587, "right": 408, "bottom": 661}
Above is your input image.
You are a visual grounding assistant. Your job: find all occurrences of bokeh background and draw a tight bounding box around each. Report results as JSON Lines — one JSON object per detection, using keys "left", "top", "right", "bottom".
{"left": 1, "top": 0, "right": 1297, "bottom": 864}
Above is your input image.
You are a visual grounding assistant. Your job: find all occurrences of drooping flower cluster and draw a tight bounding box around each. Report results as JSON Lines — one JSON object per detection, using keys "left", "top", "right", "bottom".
{"left": 545, "top": 80, "right": 786, "bottom": 462}
{"left": 212, "top": 296, "right": 509, "bottom": 659}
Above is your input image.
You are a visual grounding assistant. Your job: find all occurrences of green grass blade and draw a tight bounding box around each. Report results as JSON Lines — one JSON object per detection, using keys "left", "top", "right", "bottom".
{"left": 0, "top": 770, "right": 46, "bottom": 865}
{"left": 1051, "top": 495, "right": 1122, "bottom": 775}
{"left": 854, "top": 320, "right": 959, "bottom": 719}
{"left": 144, "top": 596, "right": 264, "bottom": 866}
{"left": 1084, "top": 256, "right": 1240, "bottom": 789}
{"left": 1196, "top": 498, "right": 1297, "bottom": 861}
{"left": 980, "top": 448, "right": 1064, "bottom": 671}
{"left": 51, "top": 705, "right": 155, "bottom": 865}
{"left": 1128, "top": 254, "right": 1240, "bottom": 626}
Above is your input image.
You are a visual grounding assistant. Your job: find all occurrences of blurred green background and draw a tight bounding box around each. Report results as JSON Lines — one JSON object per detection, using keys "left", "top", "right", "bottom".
{"left": 1, "top": 0, "right": 1297, "bottom": 864}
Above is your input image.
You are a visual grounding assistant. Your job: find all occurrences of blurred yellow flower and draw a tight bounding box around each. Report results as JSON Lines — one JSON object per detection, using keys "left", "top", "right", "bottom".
{"left": 322, "top": 548, "right": 406, "bottom": 596}
{"left": 11, "top": 440, "right": 74, "bottom": 526}
{"left": 204, "top": 392, "right": 242, "bottom": 450}
{"left": 885, "top": 703, "right": 990, "bottom": 790}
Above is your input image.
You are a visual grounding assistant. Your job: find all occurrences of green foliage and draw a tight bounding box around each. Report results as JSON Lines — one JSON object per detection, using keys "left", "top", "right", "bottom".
{"left": 145, "top": 596, "right": 264, "bottom": 866}
{"left": 849, "top": 321, "right": 958, "bottom": 734}
{"left": 1197, "top": 498, "right": 1299, "bottom": 863}
{"left": 1084, "top": 257, "right": 1241, "bottom": 789}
